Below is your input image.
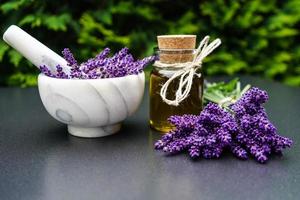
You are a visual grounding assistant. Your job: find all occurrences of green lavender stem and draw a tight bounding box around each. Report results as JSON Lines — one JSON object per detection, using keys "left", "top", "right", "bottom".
{"left": 203, "top": 79, "right": 251, "bottom": 110}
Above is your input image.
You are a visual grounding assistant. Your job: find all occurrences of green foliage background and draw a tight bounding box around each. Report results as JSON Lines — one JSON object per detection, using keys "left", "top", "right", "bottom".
{"left": 0, "top": 0, "right": 300, "bottom": 87}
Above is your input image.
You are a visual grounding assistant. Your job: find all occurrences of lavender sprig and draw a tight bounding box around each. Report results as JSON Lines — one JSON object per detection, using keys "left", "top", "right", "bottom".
{"left": 62, "top": 48, "right": 77, "bottom": 66}
{"left": 231, "top": 87, "right": 293, "bottom": 163}
{"left": 155, "top": 103, "right": 239, "bottom": 159}
{"left": 55, "top": 65, "right": 69, "bottom": 79}
{"left": 39, "top": 65, "right": 54, "bottom": 77}
{"left": 40, "top": 47, "right": 157, "bottom": 79}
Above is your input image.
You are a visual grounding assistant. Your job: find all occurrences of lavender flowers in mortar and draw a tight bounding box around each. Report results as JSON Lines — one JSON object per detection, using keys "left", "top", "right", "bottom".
{"left": 40, "top": 47, "right": 156, "bottom": 79}
{"left": 38, "top": 48, "right": 156, "bottom": 138}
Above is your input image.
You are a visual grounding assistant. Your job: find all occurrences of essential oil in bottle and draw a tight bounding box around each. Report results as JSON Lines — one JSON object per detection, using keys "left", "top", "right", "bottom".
{"left": 149, "top": 35, "right": 203, "bottom": 132}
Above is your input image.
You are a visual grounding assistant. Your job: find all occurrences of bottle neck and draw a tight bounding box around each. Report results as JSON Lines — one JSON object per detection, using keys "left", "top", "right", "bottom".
{"left": 153, "top": 48, "right": 196, "bottom": 77}
{"left": 156, "top": 49, "right": 195, "bottom": 64}
{"left": 153, "top": 64, "right": 202, "bottom": 78}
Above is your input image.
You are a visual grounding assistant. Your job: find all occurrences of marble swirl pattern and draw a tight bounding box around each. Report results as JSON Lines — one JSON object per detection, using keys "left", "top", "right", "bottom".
{"left": 38, "top": 73, "right": 145, "bottom": 128}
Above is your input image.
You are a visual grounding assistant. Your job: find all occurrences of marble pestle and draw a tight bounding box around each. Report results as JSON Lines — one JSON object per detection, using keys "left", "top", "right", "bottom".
{"left": 3, "top": 25, "right": 70, "bottom": 74}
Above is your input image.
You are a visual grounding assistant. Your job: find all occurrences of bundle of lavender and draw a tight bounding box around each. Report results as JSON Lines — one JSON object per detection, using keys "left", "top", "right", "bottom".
{"left": 155, "top": 79, "right": 293, "bottom": 163}
{"left": 39, "top": 47, "right": 157, "bottom": 79}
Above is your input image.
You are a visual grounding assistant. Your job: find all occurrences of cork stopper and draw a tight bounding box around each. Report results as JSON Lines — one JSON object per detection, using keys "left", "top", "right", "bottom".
{"left": 157, "top": 35, "right": 196, "bottom": 63}
{"left": 157, "top": 35, "right": 196, "bottom": 49}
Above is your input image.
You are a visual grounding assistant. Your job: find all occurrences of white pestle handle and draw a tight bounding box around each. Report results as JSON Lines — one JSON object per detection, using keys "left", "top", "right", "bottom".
{"left": 3, "top": 25, "right": 70, "bottom": 74}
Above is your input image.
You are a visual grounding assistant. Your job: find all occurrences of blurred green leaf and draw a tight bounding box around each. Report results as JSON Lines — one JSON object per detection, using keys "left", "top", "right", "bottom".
{"left": 0, "top": 0, "right": 29, "bottom": 14}
{"left": 43, "top": 14, "right": 71, "bottom": 31}
{"left": 294, "top": 67, "right": 300, "bottom": 74}
{"left": 7, "top": 73, "right": 37, "bottom": 87}
{"left": 267, "top": 14, "right": 299, "bottom": 30}
{"left": 284, "top": 76, "right": 300, "bottom": 86}
{"left": 19, "top": 14, "right": 36, "bottom": 26}
{"left": 265, "top": 63, "right": 288, "bottom": 78}
{"left": 224, "top": 60, "right": 247, "bottom": 75}
{"left": 95, "top": 10, "right": 112, "bottom": 25}
{"left": 111, "top": 2, "right": 131, "bottom": 14}
{"left": 270, "top": 28, "right": 298, "bottom": 38}
{"left": 8, "top": 50, "right": 23, "bottom": 67}
{"left": 78, "top": 13, "right": 129, "bottom": 51}
{"left": 0, "top": 42, "right": 9, "bottom": 61}
{"left": 274, "top": 52, "right": 292, "bottom": 62}
{"left": 169, "top": 11, "right": 198, "bottom": 34}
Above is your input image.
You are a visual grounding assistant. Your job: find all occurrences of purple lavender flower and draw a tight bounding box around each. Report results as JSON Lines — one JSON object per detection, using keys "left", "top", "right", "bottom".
{"left": 168, "top": 114, "right": 199, "bottom": 131}
{"left": 39, "top": 65, "right": 54, "bottom": 77}
{"left": 55, "top": 65, "right": 69, "bottom": 79}
{"left": 95, "top": 47, "right": 110, "bottom": 60}
{"left": 62, "top": 48, "right": 78, "bottom": 66}
{"left": 128, "top": 55, "right": 157, "bottom": 75}
{"left": 40, "top": 47, "right": 157, "bottom": 79}
{"left": 189, "top": 145, "right": 200, "bottom": 158}
{"left": 230, "top": 141, "right": 248, "bottom": 159}
{"left": 81, "top": 48, "right": 111, "bottom": 74}
{"left": 155, "top": 103, "right": 238, "bottom": 159}
{"left": 231, "top": 87, "right": 293, "bottom": 163}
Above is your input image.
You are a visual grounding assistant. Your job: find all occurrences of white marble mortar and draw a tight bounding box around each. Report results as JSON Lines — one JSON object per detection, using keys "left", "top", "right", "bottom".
{"left": 38, "top": 72, "right": 145, "bottom": 138}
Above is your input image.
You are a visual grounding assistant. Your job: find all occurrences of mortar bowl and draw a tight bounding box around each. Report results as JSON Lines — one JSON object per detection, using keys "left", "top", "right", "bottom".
{"left": 38, "top": 72, "right": 145, "bottom": 138}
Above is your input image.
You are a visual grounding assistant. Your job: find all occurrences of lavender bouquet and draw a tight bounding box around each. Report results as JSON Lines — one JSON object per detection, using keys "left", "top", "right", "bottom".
{"left": 155, "top": 79, "right": 293, "bottom": 163}
{"left": 39, "top": 47, "right": 157, "bottom": 79}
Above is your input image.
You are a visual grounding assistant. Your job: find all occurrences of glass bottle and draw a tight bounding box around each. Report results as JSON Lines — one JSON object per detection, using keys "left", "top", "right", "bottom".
{"left": 149, "top": 45, "right": 204, "bottom": 132}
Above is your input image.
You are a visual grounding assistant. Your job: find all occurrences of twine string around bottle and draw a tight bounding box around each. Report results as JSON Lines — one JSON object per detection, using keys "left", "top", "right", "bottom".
{"left": 153, "top": 36, "right": 222, "bottom": 106}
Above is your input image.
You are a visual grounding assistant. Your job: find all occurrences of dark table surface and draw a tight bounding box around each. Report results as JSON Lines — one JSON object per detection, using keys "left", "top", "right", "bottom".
{"left": 0, "top": 76, "right": 299, "bottom": 200}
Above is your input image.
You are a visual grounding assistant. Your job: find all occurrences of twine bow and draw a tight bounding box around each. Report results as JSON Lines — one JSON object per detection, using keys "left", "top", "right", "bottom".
{"left": 153, "top": 36, "right": 221, "bottom": 106}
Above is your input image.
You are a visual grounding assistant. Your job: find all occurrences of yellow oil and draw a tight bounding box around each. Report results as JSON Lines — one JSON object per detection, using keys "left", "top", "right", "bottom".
{"left": 149, "top": 68, "right": 203, "bottom": 132}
